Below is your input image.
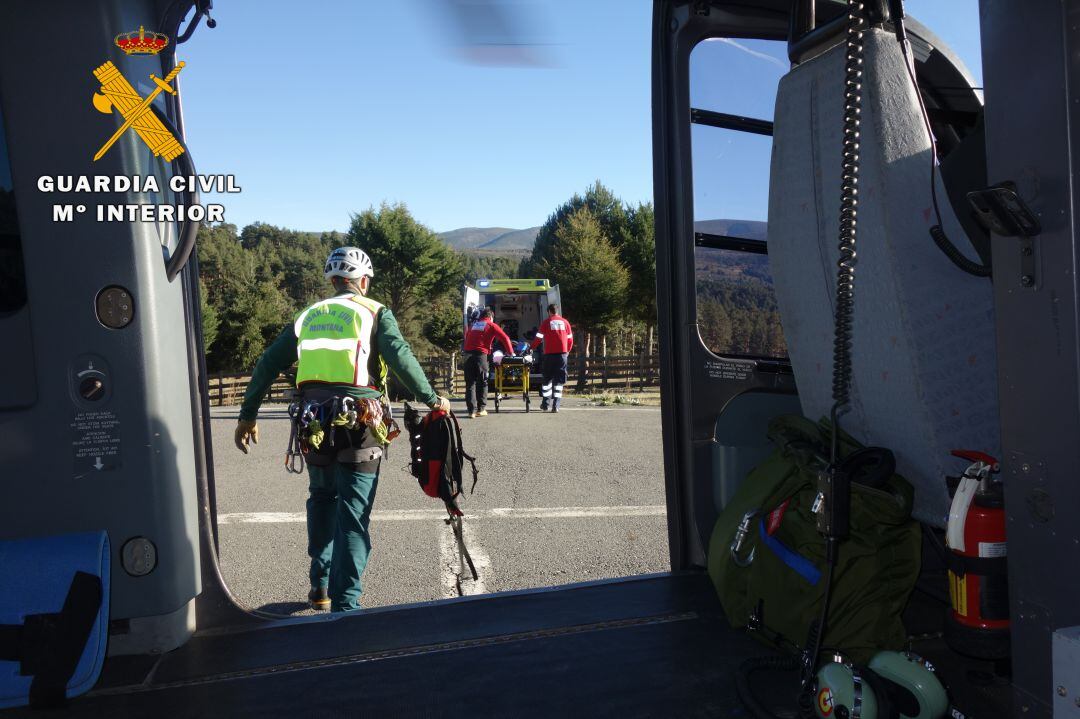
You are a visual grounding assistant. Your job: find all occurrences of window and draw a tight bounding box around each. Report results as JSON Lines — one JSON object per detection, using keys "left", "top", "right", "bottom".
{"left": 0, "top": 101, "right": 26, "bottom": 314}
{"left": 690, "top": 38, "right": 788, "bottom": 360}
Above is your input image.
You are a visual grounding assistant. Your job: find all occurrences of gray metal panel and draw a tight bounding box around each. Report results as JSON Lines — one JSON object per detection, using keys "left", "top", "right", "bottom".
{"left": 711, "top": 390, "right": 802, "bottom": 510}
{"left": 0, "top": 308, "right": 37, "bottom": 409}
{"left": 980, "top": 1, "right": 1080, "bottom": 716}
{"left": 0, "top": 88, "right": 36, "bottom": 411}
{"left": 767, "top": 28, "right": 1000, "bottom": 526}
{"left": 1053, "top": 627, "right": 1080, "bottom": 717}
{"left": 0, "top": 0, "right": 199, "bottom": 644}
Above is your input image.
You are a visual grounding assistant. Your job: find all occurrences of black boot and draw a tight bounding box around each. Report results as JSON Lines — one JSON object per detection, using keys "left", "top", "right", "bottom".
{"left": 308, "top": 585, "right": 330, "bottom": 610}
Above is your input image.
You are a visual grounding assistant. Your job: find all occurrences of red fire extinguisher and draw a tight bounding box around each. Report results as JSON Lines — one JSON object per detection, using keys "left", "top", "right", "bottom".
{"left": 944, "top": 450, "right": 1010, "bottom": 659}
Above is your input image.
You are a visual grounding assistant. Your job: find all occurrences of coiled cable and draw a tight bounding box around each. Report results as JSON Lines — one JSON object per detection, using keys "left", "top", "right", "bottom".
{"left": 737, "top": 6, "right": 867, "bottom": 717}
{"left": 820, "top": 0, "right": 866, "bottom": 695}
{"left": 735, "top": 654, "right": 818, "bottom": 719}
{"left": 829, "top": 0, "right": 867, "bottom": 457}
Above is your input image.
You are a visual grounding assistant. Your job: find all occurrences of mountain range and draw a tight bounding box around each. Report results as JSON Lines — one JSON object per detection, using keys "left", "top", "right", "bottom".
{"left": 437, "top": 226, "right": 540, "bottom": 253}
{"left": 693, "top": 219, "right": 767, "bottom": 241}
{"left": 436, "top": 219, "right": 767, "bottom": 255}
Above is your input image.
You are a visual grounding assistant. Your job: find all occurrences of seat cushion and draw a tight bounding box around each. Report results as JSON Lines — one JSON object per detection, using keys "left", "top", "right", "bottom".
{"left": 766, "top": 28, "right": 1001, "bottom": 525}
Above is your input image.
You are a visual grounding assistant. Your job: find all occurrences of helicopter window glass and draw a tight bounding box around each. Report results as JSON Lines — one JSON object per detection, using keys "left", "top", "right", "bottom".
{"left": 690, "top": 124, "right": 771, "bottom": 228}
{"left": 689, "top": 38, "right": 787, "bottom": 121}
{"left": 0, "top": 103, "right": 27, "bottom": 314}
{"left": 690, "top": 38, "right": 787, "bottom": 360}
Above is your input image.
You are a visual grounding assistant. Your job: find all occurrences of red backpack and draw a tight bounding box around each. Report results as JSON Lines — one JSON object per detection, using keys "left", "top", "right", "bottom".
{"left": 403, "top": 404, "right": 480, "bottom": 585}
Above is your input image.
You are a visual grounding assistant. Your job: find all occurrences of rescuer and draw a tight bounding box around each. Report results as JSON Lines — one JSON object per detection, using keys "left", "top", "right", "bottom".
{"left": 462, "top": 307, "right": 515, "bottom": 418}
{"left": 233, "top": 247, "right": 450, "bottom": 612}
{"left": 529, "top": 304, "right": 573, "bottom": 412}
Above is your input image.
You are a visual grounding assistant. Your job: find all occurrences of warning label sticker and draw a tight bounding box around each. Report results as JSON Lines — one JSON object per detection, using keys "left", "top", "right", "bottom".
{"left": 978, "top": 541, "right": 1007, "bottom": 558}
{"left": 705, "top": 359, "right": 753, "bottom": 382}
{"left": 72, "top": 410, "right": 121, "bottom": 475}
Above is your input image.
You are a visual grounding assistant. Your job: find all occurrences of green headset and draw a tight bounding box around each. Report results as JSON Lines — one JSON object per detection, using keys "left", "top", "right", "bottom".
{"left": 813, "top": 651, "right": 949, "bottom": 719}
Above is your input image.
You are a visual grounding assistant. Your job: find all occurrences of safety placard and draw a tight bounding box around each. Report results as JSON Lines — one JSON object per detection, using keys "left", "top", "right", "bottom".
{"left": 705, "top": 359, "right": 752, "bottom": 382}
{"left": 72, "top": 410, "right": 122, "bottom": 475}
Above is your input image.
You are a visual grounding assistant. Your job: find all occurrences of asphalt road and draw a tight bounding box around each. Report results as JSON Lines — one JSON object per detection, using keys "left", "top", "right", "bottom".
{"left": 210, "top": 396, "right": 669, "bottom": 615}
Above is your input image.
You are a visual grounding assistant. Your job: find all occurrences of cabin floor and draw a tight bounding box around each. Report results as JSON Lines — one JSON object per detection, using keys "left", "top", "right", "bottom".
{"left": 5, "top": 571, "right": 1013, "bottom": 718}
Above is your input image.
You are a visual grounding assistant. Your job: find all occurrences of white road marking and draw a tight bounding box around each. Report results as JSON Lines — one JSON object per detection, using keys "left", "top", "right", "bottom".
{"left": 439, "top": 521, "right": 490, "bottom": 599}
{"left": 484, "top": 505, "right": 666, "bottom": 519}
{"left": 217, "top": 504, "right": 667, "bottom": 525}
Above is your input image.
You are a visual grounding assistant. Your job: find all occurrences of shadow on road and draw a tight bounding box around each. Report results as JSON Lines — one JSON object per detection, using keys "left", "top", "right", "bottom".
{"left": 257, "top": 601, "right": 312, "bottom": 616}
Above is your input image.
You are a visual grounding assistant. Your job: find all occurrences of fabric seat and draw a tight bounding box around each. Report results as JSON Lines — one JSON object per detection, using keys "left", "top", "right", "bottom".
{"left": 0, "top": 531, "right": 109, "bottom": 708}
{"left": 766, "top": 27, "right": 1000, "bottom": 525}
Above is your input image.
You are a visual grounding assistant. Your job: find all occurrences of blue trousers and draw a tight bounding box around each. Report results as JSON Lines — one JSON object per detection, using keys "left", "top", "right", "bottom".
{"left": 306, "top": 461, "right": 380, "bottom": 612}
{"left": 540, "top": 352, "right": 568, "bottom": 409}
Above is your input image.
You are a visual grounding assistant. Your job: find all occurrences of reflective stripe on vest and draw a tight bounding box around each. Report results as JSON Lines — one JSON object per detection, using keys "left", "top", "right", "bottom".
{"left": 293, "top": 294, "right": 383, "bottom": 388}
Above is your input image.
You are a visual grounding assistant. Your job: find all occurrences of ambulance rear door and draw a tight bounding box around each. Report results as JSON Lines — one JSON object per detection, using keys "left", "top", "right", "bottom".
{"left": 463, "top": 285, "right": 481, "bottom": 345}
{"left": 547, "top": 284, "right": 561, "bottom": 313}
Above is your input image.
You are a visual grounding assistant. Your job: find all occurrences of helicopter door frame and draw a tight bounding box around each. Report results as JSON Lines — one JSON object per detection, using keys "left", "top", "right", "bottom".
{"left": 978, "top": 2, "right": 1080, "bottom": 715}
{"left": 651, "top": 3, "right": 798, "bottom": 572}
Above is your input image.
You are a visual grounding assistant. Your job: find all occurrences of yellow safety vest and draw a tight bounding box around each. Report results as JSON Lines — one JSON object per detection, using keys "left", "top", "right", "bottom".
{"left": 294, "top": 294, "right": 384, "bottom": 389}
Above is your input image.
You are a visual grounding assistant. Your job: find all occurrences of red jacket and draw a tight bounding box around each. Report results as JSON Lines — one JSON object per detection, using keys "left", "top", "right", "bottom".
{"left": 530, "top": 314, "right": 574, "bottom": 354}
{"left": 464, "top": 318, "right": 514, "bottom": 355}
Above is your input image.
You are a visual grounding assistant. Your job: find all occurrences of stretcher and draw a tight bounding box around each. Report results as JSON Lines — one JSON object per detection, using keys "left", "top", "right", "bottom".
{"left": 492, "top": 353, "right": 532, "bottom": 413}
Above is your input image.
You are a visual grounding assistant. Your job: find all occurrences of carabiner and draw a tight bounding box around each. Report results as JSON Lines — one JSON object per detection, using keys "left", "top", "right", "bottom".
{"left": 285, "top": 450, "right": 305, "bottom": 474}
{"left": 730, "top": 510, "right": 759, "bottom": 567}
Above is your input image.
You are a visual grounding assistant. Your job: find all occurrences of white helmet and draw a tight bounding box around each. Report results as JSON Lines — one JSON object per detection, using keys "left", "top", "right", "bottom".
{"left": 324, "top": 246, "right": 374, "bottom": 280}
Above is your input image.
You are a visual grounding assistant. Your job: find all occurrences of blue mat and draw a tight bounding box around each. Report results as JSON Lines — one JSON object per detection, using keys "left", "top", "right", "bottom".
{"left": 0, "top": 531, "right": 110, "bottom": 709}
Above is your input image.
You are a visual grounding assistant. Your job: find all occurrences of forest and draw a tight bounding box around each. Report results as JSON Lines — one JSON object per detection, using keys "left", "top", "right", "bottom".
{"left": 194, "top": 181, "right": 787, "bottom": 373}
{"left": 695, "top": 248, "right": 787, "bottom": 359}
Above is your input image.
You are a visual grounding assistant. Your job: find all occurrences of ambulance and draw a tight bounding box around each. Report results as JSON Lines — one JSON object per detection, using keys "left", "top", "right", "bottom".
{"left": 463, "top": 278, "right": 562, "bottom": 351}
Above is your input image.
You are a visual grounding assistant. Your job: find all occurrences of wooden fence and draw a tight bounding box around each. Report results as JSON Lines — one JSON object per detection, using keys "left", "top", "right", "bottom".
{"left": 206, "top": 371, "right": 296, "bottom": 407}
{"left": 207, "top": 353, "right": 660, "bottom": 407}
{"left": 416, "top": 352, "right": 661, "bottom": 396}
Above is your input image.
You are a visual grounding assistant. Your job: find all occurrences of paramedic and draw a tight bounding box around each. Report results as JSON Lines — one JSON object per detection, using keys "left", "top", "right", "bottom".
{"left": 462, "top": 308, "right": 514, "bottom": 418}
{"left": 529, "top": 304, "right": 573, "bottom": 412}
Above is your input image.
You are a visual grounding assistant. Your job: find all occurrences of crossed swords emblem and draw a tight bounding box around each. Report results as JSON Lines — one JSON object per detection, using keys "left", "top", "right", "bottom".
{"left": 91, "top": 60, "right": 186, "bottom": 162}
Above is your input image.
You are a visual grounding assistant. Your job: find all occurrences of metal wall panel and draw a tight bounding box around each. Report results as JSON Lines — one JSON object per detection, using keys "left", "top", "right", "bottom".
{"left": 980, "top": 1, "right": 1080, "bottom": 716}
{"left": 0, "top": 0, "right": 200, "bottom": 652}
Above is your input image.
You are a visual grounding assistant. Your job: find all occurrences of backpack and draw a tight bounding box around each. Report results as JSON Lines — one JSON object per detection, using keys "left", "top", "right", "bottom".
{"left": 403, "top": 404, "right": 481, "bottom": 585}
{"left": 707, "top": 415, "right": 921, "bottom": 664}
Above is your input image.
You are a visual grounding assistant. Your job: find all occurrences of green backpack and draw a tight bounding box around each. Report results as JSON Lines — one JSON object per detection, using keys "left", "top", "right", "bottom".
{"left": 707, "top": 415, "right": 921, "bottom": 663}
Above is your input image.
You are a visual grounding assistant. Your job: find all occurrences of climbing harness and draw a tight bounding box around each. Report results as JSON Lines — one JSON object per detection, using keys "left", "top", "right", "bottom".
{"left": 284, "top": 395, "right": 400, "bottom": 474}
{"left": 285, "top": 400, "right": 318, "bottom": 474}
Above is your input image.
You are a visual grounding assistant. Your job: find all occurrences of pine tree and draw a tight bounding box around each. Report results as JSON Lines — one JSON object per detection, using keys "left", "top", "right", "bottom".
{"left": 522, "top": 181, "right": 627, "bottom": 277}
{"left": 620, "top": 202, "right": 657, "bottom": 352}
{"left": 697, "top": 297, "right": 732, "bottom": 353}
{"left": 347, "top": 202, "right": 462, "bottom": 328}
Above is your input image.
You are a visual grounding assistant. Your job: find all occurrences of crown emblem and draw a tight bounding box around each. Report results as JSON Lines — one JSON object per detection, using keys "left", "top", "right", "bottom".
{"left": 114, "top": 26, "right": 169, "bottom": 55}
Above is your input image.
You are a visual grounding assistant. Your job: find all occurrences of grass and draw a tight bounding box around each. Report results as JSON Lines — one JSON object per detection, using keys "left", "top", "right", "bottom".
{"left": 587, "top": 391, "right": 661, "bottom": 407}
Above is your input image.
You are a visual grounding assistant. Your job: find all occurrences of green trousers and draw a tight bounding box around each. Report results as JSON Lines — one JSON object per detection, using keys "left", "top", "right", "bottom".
{"left": 306, "top": 461, "right": 380, "bottom": 612}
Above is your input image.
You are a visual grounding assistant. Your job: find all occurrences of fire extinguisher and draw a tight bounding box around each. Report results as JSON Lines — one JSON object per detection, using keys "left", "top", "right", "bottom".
{"left": 943, "top": 449, "right": 1010, "bottom": 660}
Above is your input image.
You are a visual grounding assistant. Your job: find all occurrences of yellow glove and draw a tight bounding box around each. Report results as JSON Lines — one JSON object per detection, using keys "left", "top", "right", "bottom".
{"left": 429, "top": 396, "right": 451, "bottom": 413}
{"left": 307, "top": 419, "right": 325, "bottom": 449}
{"left": 235, "top": 420, "right": 259, "bottom": 454}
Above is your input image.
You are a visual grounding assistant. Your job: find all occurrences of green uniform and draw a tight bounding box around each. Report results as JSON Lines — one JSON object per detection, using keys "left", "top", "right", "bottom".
{"left": 241, "top": 293, "right": 437, "bottom": 611}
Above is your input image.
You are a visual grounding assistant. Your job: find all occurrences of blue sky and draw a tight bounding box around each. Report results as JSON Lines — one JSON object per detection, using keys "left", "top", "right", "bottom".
{"left": 178, "top": 1, "right": 981, "bottom": 234}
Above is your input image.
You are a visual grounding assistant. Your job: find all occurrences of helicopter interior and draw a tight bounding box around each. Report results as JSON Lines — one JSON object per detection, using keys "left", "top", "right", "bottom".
{"left": 0, "top": 1, "right": 1077, "bottom": 717}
